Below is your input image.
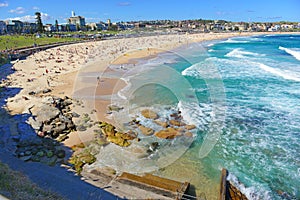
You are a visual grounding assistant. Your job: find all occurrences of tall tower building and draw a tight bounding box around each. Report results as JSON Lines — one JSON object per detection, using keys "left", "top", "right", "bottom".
{"left": 107, "top": 19, "right": 112, "bottom": 26}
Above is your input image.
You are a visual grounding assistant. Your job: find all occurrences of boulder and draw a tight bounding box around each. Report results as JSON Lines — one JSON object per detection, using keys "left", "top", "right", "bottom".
{"left": 98, "top": 121, "right": 135, "bottom": 147}
{"left": 154, "top": 120, "right": 168, "bottom": 128}
{"left": 52, "top": 123, "right": 66, "bottom": 135}
{"left": 131, "top": 119, "right": 140, "bottom": 125}
{"left": 101, "top": 124, "right": 116, "bottom": 136}
{"left": 19, "top": 155, "right": 32, "bottom": 161}
{"left": 155, "top": 127, "right": 181, "bottom": 139}
{"left": 56, "top": 149, "right": 66, "bottom": 158}
{"left": 108, "top": 105, "right": 124, "bottom": 112}
{"left": 170, "top": 113, "right": 178, "bottom": 118}
{"left": 185, "top": 132, "right": 193, "bottom": 138}
{"left": 62, "top": 99, "right": 72, "bottom": 107}
{"left": 82, "top": 113, "right": 91, "bottom": 123}
{"left": 57, "top": 134, "right": 69, "bottom": 142}
{"left": 169, "top": 120, "right": 185, "bottom": 127}
{"left": 141, "top": 109, "right": 158, "bottom": 119}
{"left": 107, "top": 135, "right": 131, "bottom": 147}
{"left": 138, "top": 125, "right": 154, "bottom": 136}
{"left": 177, "top": 127, "right": 185, "bottom": 133}
{"left": 46, "top": 150, "right": 54, "bottom": 158}
{"left": 170, "top": 112, "right": 182, "bottom": 120}
{"left": 36, "top": 151, "right": 44, "bottom": 157}
{"left": 77, "top": 124, "right": 87, "bottom": 132}
{"left": 69, "top": 149, "right": 96, "bottom": 174}
{"left": 42, "top": 88, "right": 52, "bottom": 94}
{"left": 33, "top": 104, "right": 60, "bottom": 123}
{"left": 115, "top": 130, "right": 137, "bottom": 140}
{"left": 148, "top": 142, "right": 159, "bottom": 153}
{"left": 185, "top": 125, "right": 196, "bottom": 130}
{"left": 47, "top": 156, "right": 58, "bottom": 166}
{"left": 72, "top": 112, "right": 80, "bottom": 118}
{"left": 31, "top": 155, "right": 41, "bottom": 162}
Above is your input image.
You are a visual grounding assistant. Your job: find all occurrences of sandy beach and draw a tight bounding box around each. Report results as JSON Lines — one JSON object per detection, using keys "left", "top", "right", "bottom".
{"left": 2, "top": 32, "right": 254, "bottom": 145}
{"left": 2, "top": 31, "right": 299, "bottom": 198}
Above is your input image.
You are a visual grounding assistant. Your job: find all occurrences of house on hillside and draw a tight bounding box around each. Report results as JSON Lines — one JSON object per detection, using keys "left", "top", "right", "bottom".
{"left": 23, "top": 22, "right": 37, "bottom": 34}
{"left": 44, "top": 24, "right": 56, "bottom": 32}
{"left": 0, "top": 21, "right": 7, "bottom": 34}
{"left": 5, "top": 20, "right": 24, "bottom": 34}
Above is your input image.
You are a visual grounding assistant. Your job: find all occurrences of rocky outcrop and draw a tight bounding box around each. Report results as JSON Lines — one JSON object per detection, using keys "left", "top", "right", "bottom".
{"left": 68, "top": 147, "right": 96, "bottom": 174}
{"left": 99, "top": 122, "right": 137, "bottom": 147}
{"left": 185, "top": 132, "right": 193, "bottom": 138}
{"left": 106, "top": 135, "right": 131, "bottom": 147}
{"left": 108, "top": 105, "right": 124, "bottom": 112}
{"left": 138, "top": 125, "right": 154, "bottom": 136}
{"left": 28, "top": 96, "right": 75, "bottom": 141}
{"left": 28, "top": 88, "right": 52, "bottom": 96}
{"left": 141, "top": 109, "right": 159, "bottom": 119}
{"left": 127, "top": 109, "right": 197, "bottom": 140}
{"left": 154, "top": 127, "right": 181, "bottom": 139}
{"left": 185, "top": 125, "right": 196, "bottom": 130}
{"left": 154, "top": 120, "right": 168, "bottom": 128}
{"left": 169, "top": 120, "right": 185, "bottom": 127}
{"left": 147, "top": 142, "right": 159, "bottom": 153}
{"left": 15, "top": 137, "right": 66, "bottom": 166}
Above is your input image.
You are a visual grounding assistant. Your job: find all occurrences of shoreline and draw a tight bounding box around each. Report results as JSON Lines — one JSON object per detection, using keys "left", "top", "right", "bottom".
{"left": 79, "top": 31, "right": 300, "bottom": 133}
{"left": 1, "top": 31, "right": 300, "bottom": 199}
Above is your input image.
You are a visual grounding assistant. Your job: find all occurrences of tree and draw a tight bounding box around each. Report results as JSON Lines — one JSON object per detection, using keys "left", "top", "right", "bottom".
{"left": 66, "top": 24, "right": 70, "bottom": 32}
{"left": 35, "top": 12, "right": 43, "bottom": 33}
{"left": 55, "top": 20, "right": 59, "bottom": 32}
{"left": 108, "top": 24, "right": 118, "bottom": 31}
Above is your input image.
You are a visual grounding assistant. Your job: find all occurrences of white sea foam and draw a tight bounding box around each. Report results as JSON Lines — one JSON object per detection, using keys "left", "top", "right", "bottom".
{"left": 117, "top": 90, "right": 127, "bottom": 100}
{"left": 222, "top": 38, "right": 249, "bottom": 43}
{"left": 190, "top": 88, "right": 208, "bottom": 93}
{"left": 120, "top": 77, "right": 130, "bottom": 84}
{"left": 227, "top": 172, "right": 272, "bottom": 200}
{"left": 225, "top": 48, "right": 265, "bottom": 58}
{"left": 258, "top": 63, "right": 300, "bottom": 82}
{"left": 182, "top": 59, "right": 222, "bottom": 79}
{"left": 264, "top": 34, "right": 274, "bottom": 37}
{"left": 248, "top": 37, "right": 263, "bottom": 41}
{"left": 184, "top": 57, "right": 300, "bottom": 82}
{"left": 116, "top": 77, "right": 132, "bottom": 100}
{"left": 183, "top": 57, "right": 262, "bottom": 79}
{"left": 279, "top": 46, "right": 300, "bottom": 61}
{"left": 177, "top": 101, "right": 210, "bottom": 130}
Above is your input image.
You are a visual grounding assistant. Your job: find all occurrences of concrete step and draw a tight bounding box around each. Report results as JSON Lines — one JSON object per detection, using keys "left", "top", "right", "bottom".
{"left": 117, "top": 172, "right": 190, "bottom": 199}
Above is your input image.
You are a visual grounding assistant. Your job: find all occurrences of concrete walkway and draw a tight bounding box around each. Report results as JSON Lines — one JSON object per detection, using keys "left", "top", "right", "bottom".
{"left": 0, "top": 149, "right": 121, "bottom": 200}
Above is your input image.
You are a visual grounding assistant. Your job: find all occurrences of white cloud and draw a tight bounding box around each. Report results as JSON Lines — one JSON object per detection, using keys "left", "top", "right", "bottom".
{"left": 6, "top": 13, "right": 52, "bottom": 23}
{"left": 0, "top": 2, "right": 8, "bottom": 7}
{"left": 32, "top": 6, "right": 40, "bottom": 10}
{"left": 9, "top": 7, "right": 25, "bottom": 14}
{"left": 118, "top": 2, "right": 131, "bottom": 6}
{"left": 86, "top": 17, "right": 101, "bottom": 21}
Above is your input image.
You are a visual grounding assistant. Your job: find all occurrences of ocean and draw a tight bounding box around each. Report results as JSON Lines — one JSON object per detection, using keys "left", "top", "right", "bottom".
{"left": 92, "top": 34, "right": 300, "bottom": 199}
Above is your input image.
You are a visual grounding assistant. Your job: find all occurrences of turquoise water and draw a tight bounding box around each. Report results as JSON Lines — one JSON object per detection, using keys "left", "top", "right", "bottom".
{"left": 95, "top": 34, "right": 300, "bottom": 199}
{"left": 179, "top": 34, "right": 300, "bottom": 199}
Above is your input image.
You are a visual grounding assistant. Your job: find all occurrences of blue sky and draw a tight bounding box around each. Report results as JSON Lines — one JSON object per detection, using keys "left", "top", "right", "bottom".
{"left": 0, "top": 0, "right": 299, "bottom": 24}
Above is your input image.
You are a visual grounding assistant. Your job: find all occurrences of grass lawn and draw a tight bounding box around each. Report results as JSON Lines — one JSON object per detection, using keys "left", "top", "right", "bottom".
{"left": 0, "top": 161, "right": 65, "bottom": 200}
{"left": 0, "top": 35, "right": 80, "bottom": 51}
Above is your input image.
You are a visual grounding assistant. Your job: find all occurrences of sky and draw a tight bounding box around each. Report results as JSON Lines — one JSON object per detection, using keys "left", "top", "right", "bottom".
{"left": 0, "top": 0, "right": 299, "bottom": 24}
